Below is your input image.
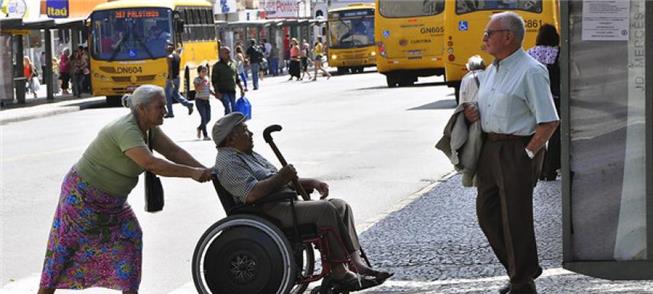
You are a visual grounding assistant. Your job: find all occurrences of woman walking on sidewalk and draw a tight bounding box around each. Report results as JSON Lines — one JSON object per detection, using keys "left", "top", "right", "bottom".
{"left": 288, "top": 38, "right": 301, "bottom": 81}
{"left": 234, "top": 46, "right": 249, "bottom": 91}
{"left": 299, "top": 40, "right": 312, "bottom": 81}
{"left": 193, "top": 65, "right": 214, "bottom": 141}
{"left": 23, "top": 56, "right": 38, "bottom": 98}
{"left": 58, "top": 49, "right": 71, "bottom": 95}
{"left": 312, "top": 37, "right": 331, "bottom": 81}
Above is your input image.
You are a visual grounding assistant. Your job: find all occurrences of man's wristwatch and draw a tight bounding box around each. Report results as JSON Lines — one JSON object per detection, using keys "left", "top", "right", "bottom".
{"left": 525, "top": 148, "right": 535, "bottom": 159}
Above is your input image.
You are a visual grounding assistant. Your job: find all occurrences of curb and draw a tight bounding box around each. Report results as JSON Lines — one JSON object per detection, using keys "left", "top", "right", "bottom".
{"left": 357, "top": 170, "right": 458, "bottom": 233}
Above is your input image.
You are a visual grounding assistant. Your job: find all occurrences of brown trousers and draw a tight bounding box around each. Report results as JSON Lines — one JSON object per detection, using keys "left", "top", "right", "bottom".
{"left": 476, "top": 136, "right": 544, "bottom": 294}
{"left": 263, "top": 198, "right": 360, "bottom": 261}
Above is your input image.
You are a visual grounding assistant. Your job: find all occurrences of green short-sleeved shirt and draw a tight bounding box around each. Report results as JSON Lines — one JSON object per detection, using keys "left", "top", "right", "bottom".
{"left": 75, "top": 112, "right": 161, "bottom": 196}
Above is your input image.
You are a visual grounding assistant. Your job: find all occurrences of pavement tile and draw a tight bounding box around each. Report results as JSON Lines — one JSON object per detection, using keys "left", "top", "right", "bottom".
{"left": 357, "top": 174, "right": 653, "bottom": 293}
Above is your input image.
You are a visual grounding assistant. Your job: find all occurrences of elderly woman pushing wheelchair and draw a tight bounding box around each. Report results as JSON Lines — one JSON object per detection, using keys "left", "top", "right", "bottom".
{"left": 211, "top": 112, "right": 393, "bottom": 291}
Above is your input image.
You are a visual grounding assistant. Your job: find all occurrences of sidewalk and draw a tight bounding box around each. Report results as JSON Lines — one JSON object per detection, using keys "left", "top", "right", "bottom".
{"left": 0, "top": 92, "right": 106, "bottom": 125}
{"left": 357, "top": 174, "right": 653, "bottom": 293}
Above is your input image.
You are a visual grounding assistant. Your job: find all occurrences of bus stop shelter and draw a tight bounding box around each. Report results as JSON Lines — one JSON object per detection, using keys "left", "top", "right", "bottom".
{"left": 560, "top": 1, "right": 652, "bottom": 279}
{"left": 0, "top": 17, "right": 85, "bottom": 105}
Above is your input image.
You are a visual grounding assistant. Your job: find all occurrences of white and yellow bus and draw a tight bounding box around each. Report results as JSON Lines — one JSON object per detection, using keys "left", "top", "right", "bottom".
{"left": 327, "top": 3, "right": 377, "bottom": 75}
{"left": 89, "top": 0, "right": 218, "bottom": 105}
{"left": 443, "top": 0, "right": 559, "bottom": 102}
{"left": 374, "top": 0, "right": 446, "bottom": 87}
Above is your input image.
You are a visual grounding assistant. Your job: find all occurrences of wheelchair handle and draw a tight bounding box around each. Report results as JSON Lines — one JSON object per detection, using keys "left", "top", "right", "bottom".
{"left": 262, "top": 124, "right": 311, "bottom": 201}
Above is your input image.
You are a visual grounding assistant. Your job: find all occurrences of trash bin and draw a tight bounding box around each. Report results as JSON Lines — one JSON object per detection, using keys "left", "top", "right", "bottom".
{"left": 13, "top": 76, "right": 27, "bottom": 104}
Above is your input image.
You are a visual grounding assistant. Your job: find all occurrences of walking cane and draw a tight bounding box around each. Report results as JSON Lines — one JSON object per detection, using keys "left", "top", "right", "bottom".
{"left": 263, "top": 124, "right": 311, "bottom": 201}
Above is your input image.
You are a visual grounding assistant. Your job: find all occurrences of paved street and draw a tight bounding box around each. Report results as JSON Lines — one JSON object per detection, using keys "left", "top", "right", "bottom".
{"left": 1, "top": 70, "right": 456, "bottom": 293}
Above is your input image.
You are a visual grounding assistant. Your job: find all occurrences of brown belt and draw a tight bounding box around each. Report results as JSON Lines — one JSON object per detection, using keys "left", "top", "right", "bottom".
{"left": 485, "top": 132, "right": 531, "bottom": 141}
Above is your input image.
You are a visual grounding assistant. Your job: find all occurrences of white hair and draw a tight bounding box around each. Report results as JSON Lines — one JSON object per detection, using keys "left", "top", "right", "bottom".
{"left": 122, "top": 85, "right": 165, "bottom": 111}
{"left": 466, "top": 55, "right": 486, "bottom": 71}
{"left": 491, "top": 11, "right": 525, "bottom": 45}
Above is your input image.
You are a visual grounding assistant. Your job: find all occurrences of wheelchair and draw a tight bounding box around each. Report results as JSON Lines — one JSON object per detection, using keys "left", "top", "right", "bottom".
{"left": 191, "top": 175, "right": 375, "bottom": 294}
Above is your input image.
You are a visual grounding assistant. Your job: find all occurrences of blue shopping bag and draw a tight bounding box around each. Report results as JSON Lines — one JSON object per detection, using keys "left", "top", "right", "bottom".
{"left": 235, "top": 96, "right": 252, "bottom": 120}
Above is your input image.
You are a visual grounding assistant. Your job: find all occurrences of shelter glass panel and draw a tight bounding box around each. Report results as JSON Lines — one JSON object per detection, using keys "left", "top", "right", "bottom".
{"left": 568, "top": 0, "right": 647, "bottom": 261}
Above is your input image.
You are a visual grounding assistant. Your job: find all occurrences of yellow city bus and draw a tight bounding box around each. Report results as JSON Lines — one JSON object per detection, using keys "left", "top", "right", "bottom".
{"left": 374, "top": 0, "right": 445, "bottom": 87}
{"left": 89, "top": 0, "right": 218, "bottom": 105}
{"left": 443, "top": 0, "right": 559, "bottom": 102}
{"left": 327, "top": 3, "right": 376, "bottom": 75}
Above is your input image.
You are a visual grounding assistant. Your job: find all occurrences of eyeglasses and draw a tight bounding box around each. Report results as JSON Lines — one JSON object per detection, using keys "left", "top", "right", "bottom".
{"left": 483, "top": 29, "right": 511, "bottom": 39}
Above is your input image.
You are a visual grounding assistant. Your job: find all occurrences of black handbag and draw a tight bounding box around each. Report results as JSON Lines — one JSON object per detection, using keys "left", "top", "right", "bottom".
{"left": 144, "top": 130, "right": 164, "bottom": 212}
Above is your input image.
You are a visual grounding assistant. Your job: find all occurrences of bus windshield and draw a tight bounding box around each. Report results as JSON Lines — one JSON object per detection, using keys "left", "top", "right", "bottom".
{"left": 329, "top": 11, "right": 375, "bottom": 49}
{"left": 379, "top": 0, "right": 444, "bottom": 18}
{"left": 456, "top": 0, "right": 542, "bottom": 15}
{"left": 91, "top": 7, "right": 173, "bottom": 61}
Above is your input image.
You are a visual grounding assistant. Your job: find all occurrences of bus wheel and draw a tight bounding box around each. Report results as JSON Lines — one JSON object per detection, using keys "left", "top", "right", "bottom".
{"left": 106, "top": 95, "right": 122, "bottom": 107}
{"left": 386, "top": 75, "right": 397, "bottom": 88}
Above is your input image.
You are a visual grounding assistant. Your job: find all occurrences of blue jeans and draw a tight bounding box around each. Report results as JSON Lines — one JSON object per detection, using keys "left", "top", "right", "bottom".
{"left": 165, "top": 78, "right": 193, "bottom": 115}
{"left": 238, "top": 72, "right": 248, "bottom": 89}
{"left": 269, "top": 58, "right": 279, "bottom": 76}
{"left": 195, "top": 99, "right": 211, "bottom": 137}
{"left": 250, "top": 63, "right": 260, "bottom": 89}
{"left": 220, "top": 92, "right": 236, "bottom": 115}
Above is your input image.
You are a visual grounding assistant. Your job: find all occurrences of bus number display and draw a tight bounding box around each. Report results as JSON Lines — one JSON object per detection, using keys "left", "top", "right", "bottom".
{"left": 524, "top": 19, "right": 543, "bottom": 30}
{"left": 115, "top": 10, "right": 160, "bottom": 19}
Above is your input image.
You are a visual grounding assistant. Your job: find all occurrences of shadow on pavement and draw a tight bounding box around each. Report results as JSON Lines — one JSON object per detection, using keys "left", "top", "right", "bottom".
{"left": 408, "top": 99, "right": 456, "bottom": 110}
{"left": 351, "top": 81, "right": 448, "bottom": 92}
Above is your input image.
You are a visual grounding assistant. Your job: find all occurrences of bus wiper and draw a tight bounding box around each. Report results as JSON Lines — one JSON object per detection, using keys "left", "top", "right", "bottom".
{"left": 132, "top": 33, "right": 155, "bottom": 59}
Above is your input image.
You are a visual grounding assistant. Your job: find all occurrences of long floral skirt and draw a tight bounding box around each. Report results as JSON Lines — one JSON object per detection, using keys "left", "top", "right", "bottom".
{"left": 40, "top": 168, "right": 142, "bottom": 291}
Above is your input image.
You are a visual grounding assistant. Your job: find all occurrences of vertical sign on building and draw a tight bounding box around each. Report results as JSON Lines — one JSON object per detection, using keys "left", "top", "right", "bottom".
{"left": 45, "top": 0, "right": 68, "bottom": 18}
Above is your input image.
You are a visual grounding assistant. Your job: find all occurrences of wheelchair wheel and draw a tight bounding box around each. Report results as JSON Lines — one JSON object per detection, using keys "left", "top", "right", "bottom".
{"left": 192, "top": 215, "right": 296, "bottom": 294}
{"left": 289, "top": 242, "right": 315, "bottom": 294}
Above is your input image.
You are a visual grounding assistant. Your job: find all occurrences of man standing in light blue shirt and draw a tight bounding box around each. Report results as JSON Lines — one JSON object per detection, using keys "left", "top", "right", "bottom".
{"left": 464, "top": 12, "right": 559, "bottom": 294}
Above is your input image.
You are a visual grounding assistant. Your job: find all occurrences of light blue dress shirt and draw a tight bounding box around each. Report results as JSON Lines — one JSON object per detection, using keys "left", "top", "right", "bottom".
{"left": 477, "top": 49, "right": 559, "bottom": 135}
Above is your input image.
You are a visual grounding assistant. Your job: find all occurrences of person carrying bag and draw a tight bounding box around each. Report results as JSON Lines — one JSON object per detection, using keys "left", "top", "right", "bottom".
{"left": 145, "top": 130, "right": 164, "bottom": 212}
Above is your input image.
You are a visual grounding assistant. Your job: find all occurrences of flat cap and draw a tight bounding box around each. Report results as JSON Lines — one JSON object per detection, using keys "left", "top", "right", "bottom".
{"left": 212, "top": 112, "right": 246, "bottom": 146}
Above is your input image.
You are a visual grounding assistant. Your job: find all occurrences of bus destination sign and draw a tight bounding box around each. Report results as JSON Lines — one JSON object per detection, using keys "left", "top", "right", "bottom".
{"left": 115, "top": 9, "right": 160, "bottom": 19}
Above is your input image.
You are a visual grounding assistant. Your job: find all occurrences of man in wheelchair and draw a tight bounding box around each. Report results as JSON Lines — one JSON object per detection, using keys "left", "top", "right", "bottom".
{"left": 211, "top": 112, "right": 393, "bottom": 291}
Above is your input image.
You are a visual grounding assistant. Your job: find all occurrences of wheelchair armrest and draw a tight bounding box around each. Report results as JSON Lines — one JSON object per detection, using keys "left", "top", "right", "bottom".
{"left": 228, "top": 191, "right": 297, "bottom": 215}
{"left": 254, "top": 191, "right": 298, "bottom": 205}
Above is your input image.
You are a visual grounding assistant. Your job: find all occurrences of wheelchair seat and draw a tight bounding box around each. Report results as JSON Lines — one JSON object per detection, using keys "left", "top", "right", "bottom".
{"left": 211, "top": 174, "right": 319, "bottom": 238}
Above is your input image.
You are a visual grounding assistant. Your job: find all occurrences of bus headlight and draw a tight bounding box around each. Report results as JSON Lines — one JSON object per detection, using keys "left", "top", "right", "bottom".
{"left": 331, "top": 54, "right": 337, "bottom": 60}
{"left": 370, "top": 51, "right": 376, "bottom": 56}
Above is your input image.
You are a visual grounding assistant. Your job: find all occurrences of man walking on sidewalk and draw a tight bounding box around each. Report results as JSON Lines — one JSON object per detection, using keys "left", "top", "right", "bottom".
{"left": 212, "top": 46, "right": 246, "bottom": 115}
{"left": 246, "top": 39, "right": 263, "bottom": 90}
{"left": 463, "top": 12, "right": 559, "bottom": 294}
{"left": 164, "top": 42, "right": 193, "bottom": 118}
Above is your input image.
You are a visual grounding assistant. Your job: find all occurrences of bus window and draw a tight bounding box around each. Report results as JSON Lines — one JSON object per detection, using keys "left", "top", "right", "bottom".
{"left": 90, "top": 7, "right": 173, "bottom": 60}
{"left": 379, "top": 0, "right": 444, "bottom": 18}
{"left": 456, "top": 0, "right": 542, "bottom": 15}
{"left": 328, "top": 11, "right": 375, "bottom": 49}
